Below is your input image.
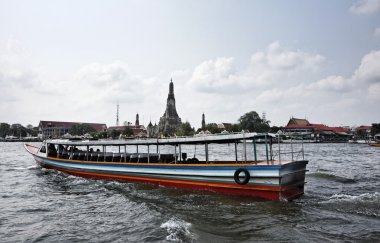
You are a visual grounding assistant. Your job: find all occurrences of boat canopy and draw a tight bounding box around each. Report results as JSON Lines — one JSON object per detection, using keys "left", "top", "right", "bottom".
{"left": 45, "top": 132, "right": 277, "bottom": 146}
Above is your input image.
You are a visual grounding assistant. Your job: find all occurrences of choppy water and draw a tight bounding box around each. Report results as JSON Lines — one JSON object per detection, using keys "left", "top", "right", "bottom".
{"left": 0, "top": 142, "right": 379, "bottom": 242}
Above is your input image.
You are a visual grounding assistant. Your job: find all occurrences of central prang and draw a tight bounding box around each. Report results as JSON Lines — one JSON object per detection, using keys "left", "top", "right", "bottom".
{"left": 158, "top": 79, "right": 182, "bottom": 136}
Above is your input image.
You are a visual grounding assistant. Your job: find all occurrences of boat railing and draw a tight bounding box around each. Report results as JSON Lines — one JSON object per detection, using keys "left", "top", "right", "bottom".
{"left": 272, "top": 132, "right": 305, "bottom": 162}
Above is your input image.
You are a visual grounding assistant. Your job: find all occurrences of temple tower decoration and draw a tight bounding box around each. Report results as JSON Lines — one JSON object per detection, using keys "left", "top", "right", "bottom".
{"left": 202, "top": 113, "right": 206, "bottom": 130}
{"left": 147, "top": 121, "right": 159, "bottom": 138}
{"left": 159, "top": 79, "right": 182, "bottom": 136}
{"left": 135, "top": 113, "right": 140, "bottom": 127}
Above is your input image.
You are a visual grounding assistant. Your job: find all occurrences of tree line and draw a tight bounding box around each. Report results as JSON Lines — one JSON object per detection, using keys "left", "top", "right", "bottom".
{"left": 0, "top": 123, "right": 38, "bottom": 138}
{"left": 2, "top": 115, "right": 378, "bottom": 139}
{"left": 68, "top": 123, "right": 134, "bottom": 139}
{"left": 175, "top": 111, "right": 280, "bottom": 136}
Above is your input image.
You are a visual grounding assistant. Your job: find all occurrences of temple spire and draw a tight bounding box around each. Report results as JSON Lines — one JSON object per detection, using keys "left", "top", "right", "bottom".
{"left": 135, "top": 113, "right": 139, "bottom": 127}
{"left": 159, "top": 78, "right": 182, "bottom": 136}
{"left": 169, "top": 78, "right": 174, "bottom": 96}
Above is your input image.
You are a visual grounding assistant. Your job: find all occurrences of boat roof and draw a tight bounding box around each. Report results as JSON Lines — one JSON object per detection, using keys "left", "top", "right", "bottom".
{"left": 45, "top": 132, "right": 276, "bottom": 146}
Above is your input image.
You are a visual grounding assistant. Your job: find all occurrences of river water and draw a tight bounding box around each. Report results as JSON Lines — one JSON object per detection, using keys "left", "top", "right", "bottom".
{"left": 0, "top": 142, "right": 379, "bottom": 242}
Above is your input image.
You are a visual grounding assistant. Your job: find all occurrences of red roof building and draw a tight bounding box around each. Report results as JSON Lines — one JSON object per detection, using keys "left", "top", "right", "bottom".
{"left": 283, "top": 118, "right": 350, "bottom": 142}
{"left": 355, "top": 125, "right": 372, "bottom": 132}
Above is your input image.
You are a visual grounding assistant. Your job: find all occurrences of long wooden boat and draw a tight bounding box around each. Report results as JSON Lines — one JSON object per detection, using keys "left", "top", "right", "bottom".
{"left": 24, "top": 132, "right": 308, "bottom": 201}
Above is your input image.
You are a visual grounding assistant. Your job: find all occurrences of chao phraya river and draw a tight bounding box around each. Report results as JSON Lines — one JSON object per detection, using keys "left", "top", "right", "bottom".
{"left": 1, "top": 142, "right": 379, "bottom": 242}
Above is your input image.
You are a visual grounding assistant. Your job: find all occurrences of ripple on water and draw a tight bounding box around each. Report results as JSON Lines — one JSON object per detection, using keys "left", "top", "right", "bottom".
{"left": 308, "top": 171, "right": 357, "bottom": 184}
{"left": 320, "top": 192, "right": 380, "bottom": 217}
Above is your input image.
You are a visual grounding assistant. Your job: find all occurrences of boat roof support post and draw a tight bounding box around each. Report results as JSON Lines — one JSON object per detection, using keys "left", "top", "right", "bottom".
{"left": 291, "top": 137, "right": 294, "bottom": 161}
{"left": 174, "top": 145, "right": 177, "bottom": 164}
{"left": 302, "top": 137, "right": 304, "bottom": 160}
{"left": 270, "top": 137, "right": 273, "bottom": 161}
{"left": 86, "top": 145, "right": 89, "bottom": 161}
{"left": 243, "top": 132, "right": 247, "bottom": 162}
{"left": 46, "top": 142, "right": 49, "bottom": 157}
{"left": 205, "top": 143, "right": 209, "bottom": 164}
{"left": 278, "top": 134, "right": 281, "bottom": 162}
{"left": 124, "top": 145, "right": 127, "bottom": 162}
{"left": 147, "top": 145, "right": 150, "bottom": 163}
{"left": 253, "top": 138, "right": 257, "bottom": 162}
{"left": 234, "top": 141, "right": 238, "bottom": 163}
{"left": 103, "top": 145, "right": 106, "bottom": 162}
{"left": 265, "top": 134, "right": 269, "bottom": 162}
{"left": 179, "top": 145, "right": 182, "bottom": 162}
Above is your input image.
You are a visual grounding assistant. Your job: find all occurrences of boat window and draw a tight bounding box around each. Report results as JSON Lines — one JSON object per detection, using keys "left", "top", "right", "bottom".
{"left": 40, "top": 146, "right": 46, "bottom": 153}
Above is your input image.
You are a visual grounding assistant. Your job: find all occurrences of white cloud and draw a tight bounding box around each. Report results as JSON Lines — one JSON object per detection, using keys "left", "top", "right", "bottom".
{"left": 352, "top": 49, "right": 380, "bottom": 84}
{"left": 374, "top": 27, "right": 380, "bottom": 37}
{"left": 350, "top": 0, "right": 380, "bottom": 15}
{"left": 368, "top": 83, "right": 380, "bottom": 98}
{"left": 251, "top": 41, "right": 325, "bottom": 71}
{"left": 308, "top": 75, "right": 348, "bottom": 92}
{"left": 188, "top": 42, "right": 325, "bottom": 94}
{"left": 188, "top": 57, "right": 242, "bottom": 93}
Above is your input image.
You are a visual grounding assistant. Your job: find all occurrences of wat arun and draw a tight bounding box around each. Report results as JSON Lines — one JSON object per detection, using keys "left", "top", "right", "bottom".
{"left": 158, "top": 79, "right": 182, "bottom": 136}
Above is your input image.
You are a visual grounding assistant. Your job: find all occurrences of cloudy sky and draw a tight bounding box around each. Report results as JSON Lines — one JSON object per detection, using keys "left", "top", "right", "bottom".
{"left": 0, "top": 0, "right": 379, "bottom": 129}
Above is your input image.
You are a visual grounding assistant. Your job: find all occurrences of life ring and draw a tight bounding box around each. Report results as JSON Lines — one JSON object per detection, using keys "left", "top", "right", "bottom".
{"left": 234, "top": 168, "right": 250, "bottom": 185}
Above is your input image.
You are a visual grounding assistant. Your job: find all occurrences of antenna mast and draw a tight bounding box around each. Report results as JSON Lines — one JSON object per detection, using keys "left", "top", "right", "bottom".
{"left": 116, "top": 101, "right": 119, "bottom": 126}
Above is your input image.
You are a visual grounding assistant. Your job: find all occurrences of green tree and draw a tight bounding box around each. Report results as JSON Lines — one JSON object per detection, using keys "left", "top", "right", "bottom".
{"left": 238, "top": 111, "right": 270, "bottom": 132}
{"left": 123, "top": 127, "right": 133, "bottom": 136}
{"left": 228, "top": 124, "right": 240, "bottom": 133}
{"left": 204, "top": 123, "right": 221, "bottom": 134}
{"left": 94, "top": 131, "right": 108, "bottom": 139}
{"left": 108, "top": 129, "right": 121, "bottom": 139}
{"left": 69, "top": 124, "right": 97, "bottom": 136}
{"left": 0, "top": 123, "right": 11, "bottom": 138}
{"left": 371, "top": 123, "right": 380, "bottom": 136}
{"left": 269, "top": 126, "right": 281, "bottom": 133}
{"left": 10, "top": 123, "right": 28, "bottom": 137}
{"left": 176, "top": 122, "right": 195, "bottom": 136}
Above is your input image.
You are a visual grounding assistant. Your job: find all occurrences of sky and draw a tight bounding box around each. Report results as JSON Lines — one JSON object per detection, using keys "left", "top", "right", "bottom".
{"left": 0, "top": 0, "right": 379, "bottom": 129}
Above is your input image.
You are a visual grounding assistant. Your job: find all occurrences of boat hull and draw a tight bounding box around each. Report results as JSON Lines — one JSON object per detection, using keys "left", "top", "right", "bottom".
{"left": 26, "top": 144, "right": 307, "bottom": 201}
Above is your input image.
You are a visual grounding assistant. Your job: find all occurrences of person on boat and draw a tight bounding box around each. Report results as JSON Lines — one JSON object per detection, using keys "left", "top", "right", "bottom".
{"left": 58, "top": 144, "right": 66, "bottom": 152}
{"left": 48, "top": 144, "right": 57, "bottom": 157}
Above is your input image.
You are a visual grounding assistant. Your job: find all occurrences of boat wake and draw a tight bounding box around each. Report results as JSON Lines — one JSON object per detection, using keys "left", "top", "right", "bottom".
{"left": 308, "top": 172, "right": 357, "bottom": 184}
{"left": 160, "top": 217, "right": 195, "bottom": 242}
{"left": 320, "top": 192, "right": 380, "bottom": 217}
{"left": 9, "top": 165, "right": 38, "bottom": 171}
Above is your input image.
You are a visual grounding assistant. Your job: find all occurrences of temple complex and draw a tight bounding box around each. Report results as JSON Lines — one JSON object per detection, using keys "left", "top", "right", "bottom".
{"left": 158, "top": 79, "right": 182, "bottom": 136}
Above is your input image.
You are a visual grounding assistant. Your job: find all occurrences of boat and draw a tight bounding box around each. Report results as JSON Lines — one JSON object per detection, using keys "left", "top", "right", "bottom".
{"left": 369, "top": 134, "right": 380, "bottom": 147}
{"left": 24, "top": 132, "right": 308, "bottom": 201}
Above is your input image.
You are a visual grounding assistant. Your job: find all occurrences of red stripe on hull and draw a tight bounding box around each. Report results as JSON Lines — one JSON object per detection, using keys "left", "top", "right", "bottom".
{"left": 36, "top": 159, "right": 304, "bottom": 201}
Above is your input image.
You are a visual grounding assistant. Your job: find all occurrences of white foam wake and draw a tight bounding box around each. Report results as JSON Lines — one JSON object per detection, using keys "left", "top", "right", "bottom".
{"left": 328, "top": 192, "right": 380, "bottom": 203}
{"left": 160, "top": 217, "right": 195, "bottom": 242}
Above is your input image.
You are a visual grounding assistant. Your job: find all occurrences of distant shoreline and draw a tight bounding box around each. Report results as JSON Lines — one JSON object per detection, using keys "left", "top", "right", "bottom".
{"left": 0, "top": 139, "right": 42, "bottom": 142}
